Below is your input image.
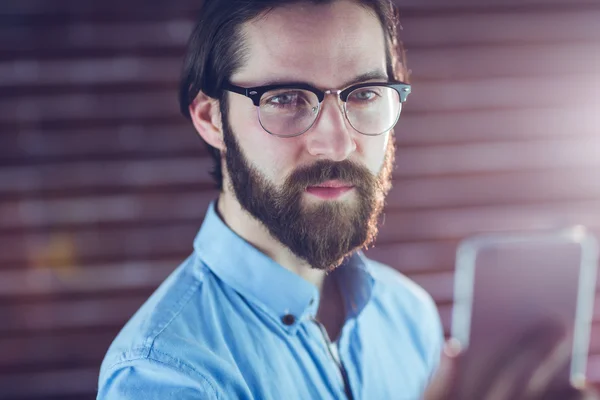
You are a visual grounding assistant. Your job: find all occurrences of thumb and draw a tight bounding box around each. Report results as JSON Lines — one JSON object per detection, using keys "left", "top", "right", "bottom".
{"left": 423, "top": 339, "right": 462, "bottom": 400}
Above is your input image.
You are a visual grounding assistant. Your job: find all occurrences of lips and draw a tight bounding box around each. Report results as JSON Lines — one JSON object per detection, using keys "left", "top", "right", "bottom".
{"left": 305, "top": 180, "right": 354, "bottom": 199}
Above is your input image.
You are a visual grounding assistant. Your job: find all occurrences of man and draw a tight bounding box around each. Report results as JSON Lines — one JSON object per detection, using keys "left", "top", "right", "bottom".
{"left": 97, "top": 0, "right": 594, "bottom": 399}
{"left": 99, "top": 0, "right": 442, "bottom": 398}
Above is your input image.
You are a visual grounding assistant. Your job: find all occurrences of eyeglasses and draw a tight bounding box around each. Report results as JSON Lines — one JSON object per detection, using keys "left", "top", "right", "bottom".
{"left": 222, "top": 81, "right": 411, "bottom": 137}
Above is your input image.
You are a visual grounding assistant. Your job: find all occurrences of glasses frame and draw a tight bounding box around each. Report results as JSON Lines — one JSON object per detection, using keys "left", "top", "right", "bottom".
{"left": 222, "top": 80, "right": 411, "bottom": 137}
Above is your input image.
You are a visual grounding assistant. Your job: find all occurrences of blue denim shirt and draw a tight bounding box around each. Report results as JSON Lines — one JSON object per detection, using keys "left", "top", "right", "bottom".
{"left": 98, "top": 201, "right": 443, "bottom": 399}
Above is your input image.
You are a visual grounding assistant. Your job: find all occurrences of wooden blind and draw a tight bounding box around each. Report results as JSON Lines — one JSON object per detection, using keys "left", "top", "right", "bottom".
{"left": 1, "top": 0, "right": 600, "bottom": 398}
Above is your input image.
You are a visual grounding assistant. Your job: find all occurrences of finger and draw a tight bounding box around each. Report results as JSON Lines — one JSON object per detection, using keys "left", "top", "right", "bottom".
{"left": 422, "top": 339, "right": 462, "bottom": 400}
{"left": 539, "top": 385, "right": 598, "bottom": 400}
{"left": 525, "top": 330, "right": 572, "bottom": 398}
{"left": 471, "top": 319, "right": 566, "bottom": 400}
{"left": 581, "top": 387, "right": 600, "bottom": 400}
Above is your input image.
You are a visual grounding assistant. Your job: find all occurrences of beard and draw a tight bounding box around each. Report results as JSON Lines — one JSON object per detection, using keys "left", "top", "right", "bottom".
{"left": 221, "top": 111, "right": 395, "bottom": 272}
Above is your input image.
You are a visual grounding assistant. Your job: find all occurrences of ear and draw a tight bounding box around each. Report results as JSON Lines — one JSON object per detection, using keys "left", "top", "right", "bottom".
{"left": 189, "top": 91, "right": 225, "bottom": 151}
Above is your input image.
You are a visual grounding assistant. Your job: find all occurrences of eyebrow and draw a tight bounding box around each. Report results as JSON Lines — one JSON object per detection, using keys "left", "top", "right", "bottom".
{"left": 259, "top": 70, "right": 389, "bottom": 90}
{"left": 340, "top": 70, "right": 389, "bottom": 88}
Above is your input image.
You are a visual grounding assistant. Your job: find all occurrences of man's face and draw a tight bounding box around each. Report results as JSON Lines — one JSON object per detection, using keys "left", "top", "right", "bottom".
{"left": 222, "top": 0, "right": 395, "bottom": 271}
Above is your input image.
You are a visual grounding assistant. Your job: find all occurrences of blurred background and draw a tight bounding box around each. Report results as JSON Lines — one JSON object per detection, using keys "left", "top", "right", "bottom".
{"left": 1, "top": 0, "right": 600, "bottom": 398}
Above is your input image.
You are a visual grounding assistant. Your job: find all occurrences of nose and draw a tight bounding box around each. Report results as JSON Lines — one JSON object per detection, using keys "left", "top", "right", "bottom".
{"left": 304, "top": 95, "right": 357, "bottom": 162}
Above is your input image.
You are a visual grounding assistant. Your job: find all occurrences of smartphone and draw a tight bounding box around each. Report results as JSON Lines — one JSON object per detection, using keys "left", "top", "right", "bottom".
{"left": 451, "top": 226, "right": 598, "bottom": 395}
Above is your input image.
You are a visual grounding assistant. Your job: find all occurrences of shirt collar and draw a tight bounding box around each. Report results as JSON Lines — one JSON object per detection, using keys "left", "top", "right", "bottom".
{"left": 193, "top": 200, "right": 375, "bottom": 332}
{"left": 332, "top": 251, "right": 375, "bottom": 319}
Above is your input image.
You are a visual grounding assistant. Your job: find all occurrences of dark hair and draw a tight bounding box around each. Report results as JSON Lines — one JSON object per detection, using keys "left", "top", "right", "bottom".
{"left": 179, "top": 0, "right": 406, "bottom": 190}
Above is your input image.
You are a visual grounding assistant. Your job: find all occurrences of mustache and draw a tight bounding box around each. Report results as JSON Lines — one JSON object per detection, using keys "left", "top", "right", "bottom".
{"left": 284, "top": 159, "right": 376, "bottom": 191}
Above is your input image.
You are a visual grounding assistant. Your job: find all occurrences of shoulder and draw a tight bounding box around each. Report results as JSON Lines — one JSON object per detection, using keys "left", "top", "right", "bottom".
{"left": 363, "top": 256, "right": 444, "bottom": 371}
{"left": 97, "top": 348, "right": 221, "bottom": 399}
{"left": 366, "top": 256, "right": 439, "bottom": 315}
{"left": 98, "top": 256, "right": 225, "bottom": 399}
{"left": 101, "top": 255, "right": 203, "bottom": 361}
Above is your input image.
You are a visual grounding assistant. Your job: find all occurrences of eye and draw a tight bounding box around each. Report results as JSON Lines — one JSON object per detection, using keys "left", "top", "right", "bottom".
{"left": 271, "top": 93, "right": 296, "bottom": 105}
{"left": 349, "top": 88, "right": 381, "bottom": 102}
{"left": 264, "top": 90, "right": 309, "bottom": 108}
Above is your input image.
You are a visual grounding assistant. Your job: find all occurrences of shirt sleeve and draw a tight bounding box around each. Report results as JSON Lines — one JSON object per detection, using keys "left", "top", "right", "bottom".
{"left": 97, "top": 357, "right": 220, "bottom": 400}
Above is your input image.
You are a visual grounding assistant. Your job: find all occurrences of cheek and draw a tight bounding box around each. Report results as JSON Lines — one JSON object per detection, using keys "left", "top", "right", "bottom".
{"left": 227, "top": 98, "right": 303, "bottom": 182}
{"left": 357, "top": 132, "right": 391, "bottom": 174}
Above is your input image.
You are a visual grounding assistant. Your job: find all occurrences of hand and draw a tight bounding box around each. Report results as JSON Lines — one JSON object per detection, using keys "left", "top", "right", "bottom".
{"left": 423, "top": 321, "right": 599, "bottom": 400}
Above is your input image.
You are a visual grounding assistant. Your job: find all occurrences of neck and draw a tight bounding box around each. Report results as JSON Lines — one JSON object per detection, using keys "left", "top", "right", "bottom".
{"left": 216, "top": 190, "right": 327, "bottom": 291}
{"left": 216, "top": 189, "right": 348, "bottom": 341}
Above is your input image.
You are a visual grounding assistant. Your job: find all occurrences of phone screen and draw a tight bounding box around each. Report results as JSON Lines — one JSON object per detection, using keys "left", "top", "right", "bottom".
{"left": 451, "top": 227, "right": 598, "bottom": 395}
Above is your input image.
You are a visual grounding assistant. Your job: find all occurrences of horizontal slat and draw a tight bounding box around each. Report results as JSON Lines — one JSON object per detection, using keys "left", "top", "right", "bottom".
{"left": 2, "top": 275, "right": 595, "bottom": 337}
{"left": 394, "top": 136, "right": 600, "bottom": 176}
{"left": 0, "top": 56, "right": 180, "bottom": 87}
{"left": 3, "top": 43, "right": 599, "bottom": 90}
{"left": 7, "top": 0, "right": 600, "bottom": 16}
{"left": 0, "top": 122, "right": 200, "bottom": 162}
{"left": 0, "top": 158, "right": 215, "bottom": 194}
{"left": 0, "top": 245, "right": 454, "bottom": 297}
{"left": 0, "top": 296, "right": 147, "bottom": 333}
{"left": 0, "top": 226, "right": 451, "bottom": 271}
{"left": 0, "top": 223, "right": 198, "bottom": 267}
{"left": 0, "top": 287, "right": 598, "bottom": 397}
{"left": 2, "top": 136, "right": 599, "bottom": 195}
{"left": 3, "top": 0, "right": 600, "bottom": 17}
{"left": 409, "top": 43, "right": 600, "bottom": 81}
{"left": 4, "top": 353, "right": 600, "bottom": 400}
{"left": 0, "top": 277, "right": 447, "bottom": 339}
{"left": 401, "top": 8, "right": 600, "bottom": 47}
{"left": 386, "top": 168, "right": 600, "bottom": 210}
{"left": 0, "top": 19, "right": 193, "bottom": 57}
{"left": 1, "top": 0, "right": 200, "bottom": 17}
{"left": 0, "top": 329, "right": 117, "bottom": 369}
{"left": 2, "top": 76, "right": 600, "bottom": 124}
{"left": 0, "top": 273, "right": 450, "bottom": 333}
{"left": 365, "top": 240, "right": 459, "bottom": 274}
{"left": 1, "top": 202, "right": 599, "bottom": 267}
{"left": 408, "top": 268, "right": 600, "bottom": 307}
{"left": 400, "top": 0, "right": 600, "bottom": 7}
{"left": 1, "top": 106, "right": 598, "bottom": 164}
{"left": 4, "top": 347, "right": 600, "bottom": 400}
{"left": 0, "top": 90, "right": 180, "bottom": 123}
{"left": 6, "top": 246, "right": 597, "bottom": 306}
{"left": 0, "top": 261, "right": 176, "bottom": 297}
{"left": 396, "top": 106, "right": 600, "bottom": 145}
{"left": 2, "top": 171, "right": 600, "bottom": 230}
{"left": 410, "top": 272, "right": 455, "bottom": 303}
{"left": 0, "top": 191, "right": 215, "bottom": 230}
{"left": 3, "top": 306, "right": 598, "bottom": 376}
{"left": 0, "top": 367, "right": 98, "bottom": 399}
{"left": 377, "top": 201, "right": 600, "bottom": 242}
{"left": 5, "top": 166, "right": 599, "bottom": 229}
{"left": 2, "top": 8, "right": 600, "bottom": 59}
{"left": 408, "top": 74, "right": 600, "bottom": 113}
{"left": 5, "top": 233, "right": 597, "bottom": 299}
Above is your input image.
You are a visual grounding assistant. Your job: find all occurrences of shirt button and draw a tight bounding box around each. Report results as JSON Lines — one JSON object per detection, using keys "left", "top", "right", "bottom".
{"left": 281, "top": 314, "right": 296, "bottom": 326}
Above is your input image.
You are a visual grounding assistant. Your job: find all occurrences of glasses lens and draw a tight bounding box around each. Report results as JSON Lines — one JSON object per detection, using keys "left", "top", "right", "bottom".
{"left": 258, "top": 89, "right": 319, "bottom": 136}
{"left": 345, "top": 86, "right": 401, "bottom": 135}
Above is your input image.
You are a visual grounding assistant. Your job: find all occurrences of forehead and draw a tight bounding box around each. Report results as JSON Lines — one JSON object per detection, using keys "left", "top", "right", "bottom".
{"left": 233, "top": 0, "right": 388, "bottom": 88}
